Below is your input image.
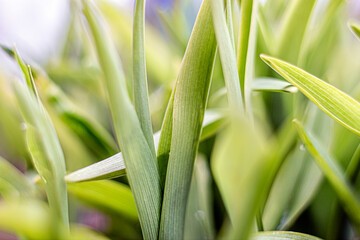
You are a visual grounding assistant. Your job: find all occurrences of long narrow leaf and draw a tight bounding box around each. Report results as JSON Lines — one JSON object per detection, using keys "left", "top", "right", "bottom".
{"left": 159, "top": 0, "right": 217, "bottom": 238}
{"left": 210, "top": 0, "right": 243, "bottom": 111}
{"left": 236, "top": 0, "right": 258, "bottom": 111}
{"left": 68, "top": 180, "right": 138, "bottom": 221}
{"left": 251, "top": 231, "right": 322, "bottom": 240}
{"left": 261, "top": 55, "right": 360, "bottom": 136}
{"left": 0, "top": 157, "right": 35, "bottom": 199}
{"left": 293, "top": 120, "right": 360, "bottom": 230}
{"left": 350, "top": 21, "right": 360, "bottom": 41}
{"left": 82, "top": 2, "right": 161, "bottom": 239}
{"left": 275, "top": 0, "right": 317, "bottom": 63}
{"left": 13, "top": 80, "right": 69, "bottom": 228}
{"left": 133, "top": 0, "right": 155, "bottom": 153}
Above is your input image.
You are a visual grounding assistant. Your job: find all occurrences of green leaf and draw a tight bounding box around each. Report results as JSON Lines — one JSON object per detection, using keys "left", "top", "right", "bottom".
{"left": 67, "top": 180, "right": 138, "bottom": 221}
{"left": 211, "top": 117, "right": 271, "bottom": 239}
{"left": 133, "top": 0, "right": 155, "bottom": 153}
{"left": 37, "top": 75, "right": 118, "bottom": 159}
{"left": 236, "top": 0, "right": 258, "bottom": 111}
{"left": 0, "top": 200, "right": 60, "bottom": 240}
{"left": 0, "top": 157, "right": 35, "bottom": 200}
{"left": 210, "top": 0, "right": 243, "bottom": 112}
{"left": 252, "top": 78, "right": 298, "bottom": 93}
{"left": 82, "top": 2, "right": 161, "bottom": 238}
{"left": 184, "top": 156, "right": 215, "bottom": 240}
{"left": 159, "top": 0, "right": 217, "bottom": 238}
{"left": 275, "top": 0, "right": 317, "bottom": 63}
{"left": 251, "top": 231, "right": 322, "bottom": 240}
{"left": 349, "top": 21, "right": 360, "bottom": 41}
{"left": 13, "top": 81, "right": 69, "bottom": 228}
{"left": 66, "top": 110, "right": 223, "bottom": 183}
{"left": 293, "top": 119, "right": 360, "bottom": 230}
{"left": 261, "top": 55, "right": 360, "bottom": 137}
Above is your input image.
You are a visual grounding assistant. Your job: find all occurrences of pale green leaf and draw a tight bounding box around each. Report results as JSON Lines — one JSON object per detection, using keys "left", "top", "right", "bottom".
{"left": 0, "top": 157, "right": 35, "bottom": 200}
{"left": 13, "top": 81, "right": 69, "bottom": 228}
{"left": 261, "top": 55, "right": 360, "bottom": 136}
{"left": 211, "top": 117, "right": 271, "bottom": 239}
{"left": 293, "top": 119, "right": 360, "bottom": 230}
{"left": 184, "top": 156, "right": 215, "bottom": 240}
{"left": 236, "top": 0, "right": 258, "bottom": 111}
{"left": 252, "top": 78, "right": 298, "bottom": 93}
{"left": 82, "top": 1, "right": 161, "bottom": 239}
{"left": 210, "top": 0, "right": 243, "bottom": 112}
{"left": 133, "top": 0, "right": 155, "bottom": 153}
{"left": 68, "top": 180, "right": 138, "bottom": 221}
{"left": 251, "top": 231, "right": 322, "bottom": 240}
{"left": 275, "top": 0, "right": 317, "bottom": 63}
{"left": 349, "top": 21, "right": 360, "bottom": 41}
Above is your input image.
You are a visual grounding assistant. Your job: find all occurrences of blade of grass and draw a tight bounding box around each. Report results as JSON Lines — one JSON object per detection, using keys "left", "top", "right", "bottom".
{"left": 252, "top": 78, "right": 298, "bottom": 93}
{"left": 251, "top": 231, "right": 322, "bottom": 240}
{"left": 184, "top": 156, "right": 215, "bottom": 239}
{"left": 236, "top": 0, "right": 258, "bottom": 112}
{"left": 261, "top": 55, "right": 360, "bottom": 137}
{"left": 293, "top": 119, "right": 360, "bottom": 230}
{"left": 275, "top": 0, "right": 317, "bottom": 63}
{"left": 12, "top": 56, "right": 69, "bottom": 228}
{"left": 66, "top": 110, "right": 224, "bottom": 183}
{"left": 349, "top": 21, "right": 360, "bottom": 41}
{"left": 211, "top": 117, "right": 271, "bottom": 239}
{"left": 67, "top": 180, "right": 138, "bottom": 221}
{"left": 133, "top": 0, "right": 155, "bottom": 153}
{"left": 159, "top": 0, "right": 217, "bottom": 238}
{"left": 0, "top": 157, "right": 35, "bottom": 199}
{"left": 210, "top": 0, "right": 243, "bottom": 112}
{"left": 82, "top": 2, "right": 161, "bottom": 239}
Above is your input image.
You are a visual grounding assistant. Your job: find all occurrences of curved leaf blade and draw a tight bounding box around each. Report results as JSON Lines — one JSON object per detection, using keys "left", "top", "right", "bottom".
{"left": 293, "top": 120, "right": 360, "bottom": 229}
{"left": 251, "top": 231, "right": 322, "bottom": 240}
{"left": 68, "top": 180, "right": 138, "bottom": 221}
{"left": 261, "top": 55, "right": 360, "bottom": 136}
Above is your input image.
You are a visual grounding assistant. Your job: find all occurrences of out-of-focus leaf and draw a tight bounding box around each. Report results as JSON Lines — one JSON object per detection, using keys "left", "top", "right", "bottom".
{"left": 38, "top": 75, "right": 118, "bottom": 159}
{"left": 69, "top": 225, "right": 110, "bottom": 240}
{"left": 0, "top": 200, "right": 62, "bottom": 240}
{"left": 261, "top": 55, "right": 360, "bottom": 136}
{"left": 13, "top": 81, "right": 69, "bottom": 228}
{"left": 0, "top": 157, "right": 35, "bottom": 200}
{"left": 66, "top": 110, "right": 223, "bottom": 183}
{"left": 82, "top": 2, "right": 161, "bottom": 238}
{"left": 349, "top": 21, "right": 360, "bottom": 41}
{"left": 68, "top": 180, "right": 138, "bottom": 221}
{"left": 210, "top": 0, "right": 243, "bottom": 111}
{"left": 252, "top": 78, "right": 298, "bottom": 93}
{"left": 293, "top": 119, "right": 360, "bottom": 230}
{"left": 251, "top": 231, "right": 322, "bottom": 240}
{"left": 184, "top": 156, "right": 215, "bottom": 240}
{"left": 275, "top": 0, "right": 317, "bottom": 63}
{"left": 159, "top": 0, "right": 217, "bottom": 238}
{"left": 212, "top": 117, "right": 271, "bottom": 239}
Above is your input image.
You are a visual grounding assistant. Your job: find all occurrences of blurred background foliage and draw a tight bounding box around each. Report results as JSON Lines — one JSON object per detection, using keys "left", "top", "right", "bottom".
{"left": 0, "top": 0, "right": 360, "bottom": 239}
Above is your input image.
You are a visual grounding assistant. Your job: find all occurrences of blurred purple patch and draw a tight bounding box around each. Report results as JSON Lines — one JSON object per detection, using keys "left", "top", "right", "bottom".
{"left": 349, "top": 0, "right": 360, "bottom": 20}
{"left": 77, "top": 209, "right": 110, "bottom": 233}
{"left": 0, "top": 231, "right": 18, "bottom": 240}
